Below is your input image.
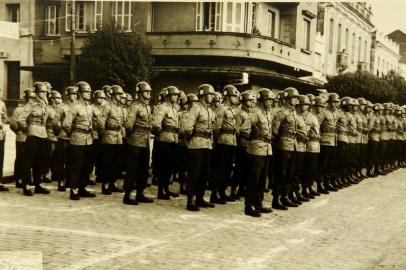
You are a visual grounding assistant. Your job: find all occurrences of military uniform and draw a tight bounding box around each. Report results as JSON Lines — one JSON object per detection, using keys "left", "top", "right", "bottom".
{"left": 18, "top": 96, "right": 50, "bottom": 194}
{"left": 10, "top": 103, "right": 27, "bottom": 187}
{"left": 63, "top": 98, "right": 94, "bottom": 197}
{"left": 367, "top": 106, "right": 380, "bottom": 176}
{"left": 124, "top": 99, "right": 153, "bottom": 201}
{"left": 100, "top": 98, "right": 125, "bottom": 194}
{"left": 152, "top": 99, "right": 180, "bottom": 199}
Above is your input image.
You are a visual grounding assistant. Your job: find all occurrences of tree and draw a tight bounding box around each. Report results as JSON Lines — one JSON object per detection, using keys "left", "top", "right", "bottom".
{"left": 325, "top": 71, "right": 397, "bottom": 103}
{"left": 77, "top": 24, "right": 156, "bottom": 91}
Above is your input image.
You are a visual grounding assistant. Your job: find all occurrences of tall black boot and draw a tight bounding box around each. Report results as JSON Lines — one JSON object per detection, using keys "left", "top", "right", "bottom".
{"left": 186, "top": 195, "right": 199, "bottom": 211}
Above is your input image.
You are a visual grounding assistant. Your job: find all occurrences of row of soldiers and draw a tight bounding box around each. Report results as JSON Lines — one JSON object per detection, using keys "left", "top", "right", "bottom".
{"left": 3, "top": 81, "right": 406, "bottom": 217}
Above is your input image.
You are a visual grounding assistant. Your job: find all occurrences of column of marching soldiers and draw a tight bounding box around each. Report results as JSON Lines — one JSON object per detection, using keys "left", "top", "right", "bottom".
{"left": 1, "top": 80, "right": 406, "bottom": 217}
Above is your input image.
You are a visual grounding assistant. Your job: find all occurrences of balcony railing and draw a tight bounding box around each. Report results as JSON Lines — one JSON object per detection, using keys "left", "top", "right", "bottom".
{"left": 146, "top": 31, "right": 314, "bottom": 73}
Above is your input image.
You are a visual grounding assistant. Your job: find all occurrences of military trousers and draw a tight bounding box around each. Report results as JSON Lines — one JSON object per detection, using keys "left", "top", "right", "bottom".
{"left": 53, "top": 138, "right": 70, "bottom": 182}
{"left": 176, "top": 145, "right": 188, "bottom": 184}
{"left": 336, "top": 141, "right": 349, "bottom": 178}
{"left": 155, "top": 140, "right": 177, "bottom": 187}
{"left": 273, "top": 150, "right": 296, "bottom": 197}
{"left": 378, "top": 140, "right": 388, "bottom": 167}
{"left": 0, "top": 140, "right": 4, "bottom": 180}
{"left": 89, "top": 139, "right": 102, "bottom": 181}
{"left": 367, "top": 140, "right": 379, "bottom": 172}
{"left": 318, "top": 145, "right": 336, "bottom": 184}
{"left": 124, "top": 145, "right": 150, "bottom": 194}
{"left": 211, "top": 144, "right": 236, "bottom": 194}
{"left": 232, "top": 146, "right": 248, "bottom": 192}
{"left": 186, "top": 149, "right": 211, "bottom": 199}
{"left": 303, "top": 152, "right": 318, "bottom": 189}
{"left": 13, "top": 141, "right": 25, "bottom": 182}
{"left": 22, "top": 136, "right": 49, "bottom": 186}
{"left": 245, "top": 154, "right": 269, "bottom": 207}
{"left": 292, "top": 152, "right": 305, "bottom": 192}
{"left": 68, "top": 144, "right": 92, "bottom": 190}
{"left": 100, "top": 144, "right": 122, "bottom": 184}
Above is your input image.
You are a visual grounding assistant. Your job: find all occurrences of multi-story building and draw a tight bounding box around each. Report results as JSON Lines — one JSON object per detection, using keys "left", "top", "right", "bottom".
{"left": 0, "top": 0, "right": 34, "bottom": 107}
{"left": 317, "top": 2, "right": 374, "bottom": 80}
{"left": 27, "top": 0, "right": 151, "bottom": 90}
{"left": 371, "top": 30, "right": 400, "bottom": 77}
{"left": 28, "top": 1, "right": 321, "bottom": 94}
{"left": 147, "top": 2, "right": 320, "bottom": 92}
{"left": 387, "top": 30, "right": 406, "bottom": 79}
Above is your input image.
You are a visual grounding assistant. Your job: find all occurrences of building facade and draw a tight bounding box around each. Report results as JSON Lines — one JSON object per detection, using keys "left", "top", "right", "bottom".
{"left": 26, "top": 0, "right": 151, "bottom": 91}
{"left": 148, "top": 2, "right": 320, "bottom": 93}
{"left": 317, "top": 2, "right": 374, "bottom": 80}
{"left": 388, "top": 30, "right": 406, "bottom": 79}
{"left": 371, "top": 31, "right": 400, "bottom": 77}
{"left": 0, "top": 0, "right": 34, "bottom": 107}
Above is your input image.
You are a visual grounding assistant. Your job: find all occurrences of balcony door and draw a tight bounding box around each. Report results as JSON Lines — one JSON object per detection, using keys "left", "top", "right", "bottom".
{"left": 196, "top": 2, "right": 245, "bottom": 33}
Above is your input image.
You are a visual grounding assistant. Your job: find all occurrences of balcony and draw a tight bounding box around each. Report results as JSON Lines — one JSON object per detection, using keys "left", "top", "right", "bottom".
{"left": 146, "top": 31, "right": 315, "bottom": 76}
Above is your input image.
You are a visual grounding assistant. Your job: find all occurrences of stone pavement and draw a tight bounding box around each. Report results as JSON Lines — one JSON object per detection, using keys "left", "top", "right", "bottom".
{"left": 0, "top": 169, "right": 405, "bottom": 270}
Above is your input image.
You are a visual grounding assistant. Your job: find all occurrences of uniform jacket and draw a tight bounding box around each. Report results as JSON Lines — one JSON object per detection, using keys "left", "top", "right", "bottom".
{"left": 272, "top": 106, "right": 303, "bottom": 152}
{"left": 101, "top": 99, "right": 125, "bottom": 145}
{"left": 125, "top": 99, "right": 152, "bottom": 148}
{"left": 319, "top": 109, "right": 338, "bottom": 147}
{"left": 91, "top": 103, "right": 104, "bottom": 140}
{"left": 236, "top": 106, "right": 251, "bottom": 148}
{"left": 46, "top": 104, "right": 60, "bottom": 142}
{"left": 19, "top": 97, "right": 48, "bottom": 139}
{"left": 184, "top": 102, "right": 215, "bottom": 150}
{"left": 0, "top": 100, "right": 7, "bottom": 141}
{"left": 55, "top": 101, "right": 77, "bottom": 140}
{"left": 153, "top": 101, "right": 180, "bottom": 143}
{"left": 336, "top": 110, "right": 349, "bottom": 143}
{"left": 10, "top": 103, "right": 27, "bottom": 142}
{"left": 379, "top": 115, "right": 390, "bottom": 141}
{"left": 303, "top": 111, "right": 320, "bottom": 153}
{"left": 348, "top": 112, "right": 359, "bottom": 144}
{"left": 241, "top": 106, "right": 273, "bottom": 156}
{"left": 368, "top": 113, "right": 380, "bottom": 142}
{"left": 63, "top": 99, "right": 93, "bottom": 146}
{"left": 214, "top": 103, "right": 238, "bottom": 146}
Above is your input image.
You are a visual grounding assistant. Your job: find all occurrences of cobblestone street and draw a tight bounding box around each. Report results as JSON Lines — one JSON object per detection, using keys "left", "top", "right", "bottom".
{"left": 0, "top": 168, "right": 405, "bottom": 270}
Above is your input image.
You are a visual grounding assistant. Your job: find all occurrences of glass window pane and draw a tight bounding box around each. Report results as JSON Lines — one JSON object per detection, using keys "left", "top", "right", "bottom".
{"left": 227, "top": 3, "right": 232, "bottom": 24}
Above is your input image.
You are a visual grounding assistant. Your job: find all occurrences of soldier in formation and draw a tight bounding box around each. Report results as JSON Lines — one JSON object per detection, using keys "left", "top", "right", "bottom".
{"left": 3, "top": 81, "right": 406, "bottom": 218}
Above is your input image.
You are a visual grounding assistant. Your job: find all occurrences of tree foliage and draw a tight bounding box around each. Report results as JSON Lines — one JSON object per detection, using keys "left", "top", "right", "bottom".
{"left": 77, "top": 24, "right": 156, "bottom": 91}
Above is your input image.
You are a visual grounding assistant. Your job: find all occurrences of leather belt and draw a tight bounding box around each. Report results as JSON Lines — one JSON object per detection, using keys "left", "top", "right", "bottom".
{"left": 194, "top": 130, "right": 212, "bottom": 138}
{"left": 220, "top": 129, "right": 236, "bottom": 135}
{"left": 105, "top": 126, "right": 121, "bottom": 132}
{"left": 73, "top": 127, "right": 91, "bottom": 134}
{"left": 133, "top": 124, "right": 151, "bottom": 132}
{"left": 162, "top": 125, "right": 180, "bottom": 133}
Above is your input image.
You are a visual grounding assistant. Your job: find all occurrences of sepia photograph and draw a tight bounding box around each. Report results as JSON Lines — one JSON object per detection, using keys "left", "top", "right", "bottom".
{"left": 0, "top": 0, "right": 405, "bottom": 269}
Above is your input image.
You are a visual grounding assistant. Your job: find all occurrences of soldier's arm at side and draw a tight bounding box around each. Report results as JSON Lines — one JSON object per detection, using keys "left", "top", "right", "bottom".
{"left": 124, "top": 103, "right": 138, "bottom": 132}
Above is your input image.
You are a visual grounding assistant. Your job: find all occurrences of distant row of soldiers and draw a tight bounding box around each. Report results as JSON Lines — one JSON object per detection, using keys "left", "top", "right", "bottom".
{"left": 2, "top": 81, "right": 406, "bottom": 217}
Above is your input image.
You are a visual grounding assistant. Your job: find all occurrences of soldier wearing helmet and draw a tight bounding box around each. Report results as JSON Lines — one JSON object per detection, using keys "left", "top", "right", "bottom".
{"left": 316, "top": 92, "right": 340, "bottom": 194}
{"left": 62, "top": 81, "right": 96, "bottom": 200}
{"left": 272, "top": 87, "right": 304, "bottom": 209}
{"left": 177, "top": 92, "right": 191, "bottom": 195}
{"left": 367, "top": 103, "right": 382, "bottom": 177}
{"left": 43, "top": 81, "right": 52, "bottom": 92}
{"left": 357, "top": 98, "right": 369, "bottom": 179}
{"left": 123, "top": 81, "right": 154, "bottom": 205}
{"left": 151, "top": 86, "right": 181, "bottom": 200}
{"left": 43, "top": 90, "right": 63, "bottom": 185}
{"left": 126, "top": 93, "right": 133, "bottom": 106}
{"left": 98, "top": 85, "right": 126, "bottom": 196}
{"left": 346, "top": 98, "right": 362, "bottom": 182}
{"left": 183, "top": 83, "right": 216, "bottom": 211}
{"left": 9, "top": 89, "right": 36, "bottom": 189}
{"left": 51, "top": 86, "right": 78, "bottom": 191}
{"left": 212, "top": 92, "right": 223, "bottom": 109}
{"left": 186, "top": 93, "right": 199, "bottom": 107}
{"left": 239, "top": 88, "right": 274, "bottom": 217}
{"left": 17, "top": 82, "right": 51, "bottom": 196}
{"left": 210, "top": 85, "right": 240, "bottom": 205}
{"left": 233, "top": 90, "right": 256, "bottom": 200}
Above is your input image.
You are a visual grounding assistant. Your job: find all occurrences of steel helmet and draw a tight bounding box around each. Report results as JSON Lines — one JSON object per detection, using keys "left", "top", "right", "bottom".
{"left": 366, "top": 101, "right": 373, "bottom": 108}
{"left": 111, "top": 85, "right": 125, "bottom": 95}
{"left": 93, "top": 90, "right": 106, "bottom": 99}
{"left": 328, "top": 93, "right": 340, "bottom": 103}
{"left": 49, "top": 90, "right": 62, "bottom": 99}
{"left": 136, "top": 81, "right": 152, "bottom": 92}
{"left": 33, "top": 82, "right": 48, "bottom": 93}
{"left": 223, "top": 85, "right": 240, "bottom": 97}
{"left": 166, "top": 86, "right": 180, "bottom": 96}
{"left": 306, "top": 94, "right": 315, "bottom": 104}
{"left": 23, "top": 88, "right": 36, "bottom": 99}
{"left": 102, "top": 85, "right": 112, "bottom": 95}
{"left": 65, "top": 86, "right": 78, "bottom": 96}
{"left": 297, "top": 95, "right": 311, "bottom": 105}
{"left": 313, "top": 96, "right": 326, "bottom": 107}
{"left": 197, "top": 84, "right": 215, "bottom": 96}
{"left": 283, "top": 87, "right": 299, "bottom": 99}
{"left": 258, "top": 88, "right": 275, "bottom": 101}
{"left": 357, "top": 97, "right": 367, "bottom": 106}
{"left": 187, "top": 93, "right": 199, "bottom": 103}
{"left": 213, "top": 92, "right": 223, "bottom": 102}
{"left": 341, "top": 96, "right": 352, "bottom": 106}
{"left": 276, "top": 91, "right": 284, "bottom": 101}
{"left": 158, "top": 88, "right": 167, "bottom": 102}
{"left": 43, "top": 81, "right": 52, "bottom": 91}
{"left": 351, "top": 98, "right": 360, "bottom": 106}
{"left": 240, "top": 90, "right": 256, "bottom": 102}
{"left": 76, "top": 81, "right": 91, "bottom": 93}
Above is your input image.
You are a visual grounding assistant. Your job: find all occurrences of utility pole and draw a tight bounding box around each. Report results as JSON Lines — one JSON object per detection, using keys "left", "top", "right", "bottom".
{"left": 69, "top": 0, "right": 76, "bottom": 84}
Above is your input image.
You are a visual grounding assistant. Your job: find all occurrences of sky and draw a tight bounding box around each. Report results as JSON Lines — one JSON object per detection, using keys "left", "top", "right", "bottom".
{"left": 369, "top": 0, "right": 406, "bottom": 35}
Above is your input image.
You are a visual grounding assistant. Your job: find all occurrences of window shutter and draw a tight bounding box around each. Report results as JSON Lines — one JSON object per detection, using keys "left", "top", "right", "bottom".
{"left": 65, "top": 2, "right": 71, "bottom": 31}
{"left": 214, "top": 2, "right": 222, "bottom": 31}
{"left": 257, "top": 4, "right": 262, "bottom": 34}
